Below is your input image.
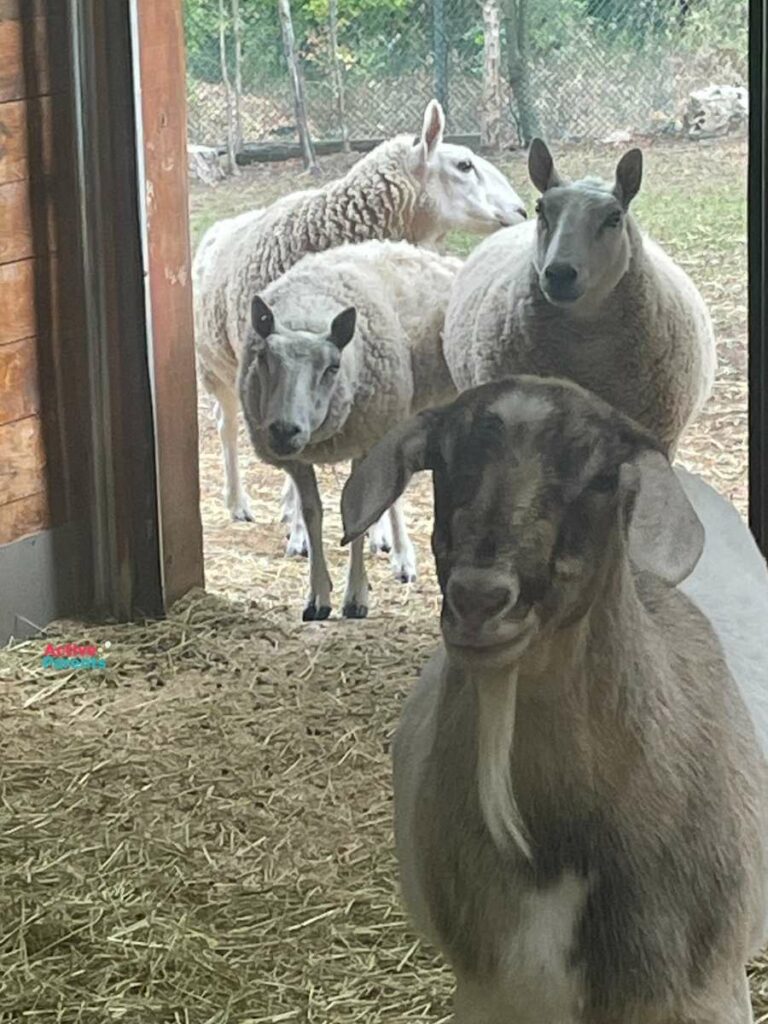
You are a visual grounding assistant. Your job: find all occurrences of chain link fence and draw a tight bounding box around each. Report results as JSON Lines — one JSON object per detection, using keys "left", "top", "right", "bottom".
{"left": 184, "top": 0, "right": 748, "bottom": 154}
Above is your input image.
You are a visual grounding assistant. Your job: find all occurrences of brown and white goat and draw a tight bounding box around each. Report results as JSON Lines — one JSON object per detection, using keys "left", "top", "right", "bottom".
{"left": 341, "top": 375, "right": 768, "bottom": 1024}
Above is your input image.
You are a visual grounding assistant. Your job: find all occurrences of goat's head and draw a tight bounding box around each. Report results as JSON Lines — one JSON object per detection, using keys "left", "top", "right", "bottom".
{"left": 342, "top": 377, "right": 703, "bottom": 667}
{"left": 528, "top": 139, "right": 643, "bottom": 312}
{"left": 238, "top": 296, "right": 356, "bottom": 459}
{"left": 410, "top": 100, "right": 527, "bottom": 240}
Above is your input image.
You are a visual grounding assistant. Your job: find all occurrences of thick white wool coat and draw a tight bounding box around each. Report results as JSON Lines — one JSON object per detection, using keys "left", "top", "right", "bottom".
{"left": 241, "top": 240, "right": 462, "bottom": 466}
{"left": 443, "top": 217, "right": 716, "bottom": 452}
{"left": 195, "top": 136, "right": 433, "bottom": 394}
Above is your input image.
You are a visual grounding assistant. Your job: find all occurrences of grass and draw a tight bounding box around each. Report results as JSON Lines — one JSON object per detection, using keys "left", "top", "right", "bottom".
{"left": 0, "top": 133, "right": 754, "bottom": 1023}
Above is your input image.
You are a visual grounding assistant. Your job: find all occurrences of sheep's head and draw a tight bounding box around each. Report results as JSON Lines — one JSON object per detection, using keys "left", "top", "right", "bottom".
{"left": 410, "top": 100, "right": 527, "bottom": 242}
{"left": 239, "top": 296, "right": 356, "bottom": 459}
{"left": 341, "top": 377, "right": 703, "bottom": 668}
{"left": 528, "top": 139, "right": 643, "bottom": 313}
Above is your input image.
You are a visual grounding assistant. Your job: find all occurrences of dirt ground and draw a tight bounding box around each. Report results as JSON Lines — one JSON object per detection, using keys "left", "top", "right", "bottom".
{"left": 1, "top": 135, "right": 763, "bottom": 1023}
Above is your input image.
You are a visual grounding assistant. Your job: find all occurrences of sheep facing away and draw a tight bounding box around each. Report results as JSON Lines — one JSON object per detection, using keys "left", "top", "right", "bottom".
{"left": 443, "top": 139, "right": 716, "bottom": 455}
{"left": 238, "top": 240, "right": 462, "bottom": 620}
{"left": 193, "top": 99, "right": 527, "bottom": 537}
{"left": 341, "top": 376, "right": 768, "bottom": 1024}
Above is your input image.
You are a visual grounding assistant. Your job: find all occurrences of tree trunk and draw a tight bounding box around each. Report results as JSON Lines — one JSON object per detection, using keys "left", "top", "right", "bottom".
{"left": 328, "top": 0, "right": 351, "bottom": 152}
{"left": 218, "top": 0, "right": 239, "bottom": 174}
{"left": 231, "top": 0, "right": 244, "bottom": 152}
{"left": 277, "top": 0, "right": 320, "bottom": 176}
{"left": 481, "top": 0, "right": 503, "bottom": 151}
{"left": 433, "top": 0, "right": 449, "bottom": 117}
{"left": 502, "top": 0, "right": 539, "bottom": 145}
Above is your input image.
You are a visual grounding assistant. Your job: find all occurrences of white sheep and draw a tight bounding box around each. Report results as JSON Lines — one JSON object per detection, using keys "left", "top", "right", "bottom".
{"left": 442, "top": 139, "right": 716, "bottom": 453}
{"left": 341, "top": 375, "right": 768, "bottom": 1024}
{"left": 193, "top": 99, "right": 526, "bottom": 550}
{"left": 238, "top": 240, "right": 462, "bottom": 619}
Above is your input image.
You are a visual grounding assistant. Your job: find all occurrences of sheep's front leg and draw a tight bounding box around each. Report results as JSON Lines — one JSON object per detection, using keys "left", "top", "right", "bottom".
{"left": 342, "top": 458, "right": 370, "bottom": 619}
{"left": 213, "top": 387, "right": 253, "bottom": 522}
{"left": 287, "top": 463, "right": 332, "bottom": 621}
{"left": 388, "top": 496, "right": 417, "bottom": 583}
{"left": 368, "top": 511, "right": 393, "bottom": 555}
{"left": 281, "top": 476, "right": 309, "bottom": 558}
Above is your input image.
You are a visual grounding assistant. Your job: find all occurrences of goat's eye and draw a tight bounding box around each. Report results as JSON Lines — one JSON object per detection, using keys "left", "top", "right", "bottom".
{"left": 535, "top": 199, "right": 547, "bottom": 225}
{"left": 457, "top": 160, "right": 473, "bottom": 173}
{"left": 604, "top": 210, "right": 622, "bottom": 229}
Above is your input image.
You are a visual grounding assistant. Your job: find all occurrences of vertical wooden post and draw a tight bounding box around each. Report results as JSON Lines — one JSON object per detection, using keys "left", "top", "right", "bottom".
{"left": 481, "top": 0, "right": 503, "bottom": 151}
{"left": 433, "top": 0, "right": 449, "bottom": 117}
{"left": 231, "top": 0, "right": 244, "bottom": 152}
{"left": 218, "top": 0, "right": 239, "bottom": 174}
{"left": 277, "top": 0, "right": 320, "bottom": 176}
{"left": 503, "top": 0, "right": 539, "bottom": 144}
{"left": 136, "top": 0, "right": 204, "bottom": 604}
{"left": 328, "top": 0, "right": 350, "bottom": 153}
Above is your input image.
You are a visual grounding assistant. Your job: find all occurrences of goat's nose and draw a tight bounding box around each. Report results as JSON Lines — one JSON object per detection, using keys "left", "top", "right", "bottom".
{"left": 447, "top": 568, "right": 519, "bottom": 626}
{"left": 268, "top": 421, "right": 301, "bottom": 447}
{"left": 545, "top": 262, "right": 578, "bottom": 285}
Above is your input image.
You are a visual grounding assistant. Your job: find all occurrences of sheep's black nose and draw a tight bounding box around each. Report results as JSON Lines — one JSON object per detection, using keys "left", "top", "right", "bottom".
{"left": 268, "top": 421, "right": 301, "bottom": 453}
{"left": 545, "top": 262, "right": 578, "bottom": 286}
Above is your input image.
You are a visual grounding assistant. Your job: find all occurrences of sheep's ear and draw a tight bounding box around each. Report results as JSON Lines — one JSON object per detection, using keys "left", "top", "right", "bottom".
{"left": 528, "top": 138, "right": 563, "bottom": 192}
{"left": 329, "top": 307, "right": 356, "bottom": 350}
{"left": 341, "top": 412, "right": 434, "bottom": 544}
{"left": 620, "top": 449, "right": 704, "bottom": 585}
{"left": 251, "top": 296, "right": 274, "bottom": 340}
{"left": 421, "top": 99, "right": 445, "bottom": 158}
{"left": 613, "top": 148, "right": 643, "bottom": 208}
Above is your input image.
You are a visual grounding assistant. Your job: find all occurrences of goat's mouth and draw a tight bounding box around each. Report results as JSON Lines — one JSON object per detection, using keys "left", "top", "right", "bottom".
{"left": 442, "top": 622, "right": 535, "bottom": 663}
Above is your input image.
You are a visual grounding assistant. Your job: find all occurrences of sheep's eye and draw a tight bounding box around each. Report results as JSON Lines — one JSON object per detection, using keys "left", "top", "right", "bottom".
{"left": 323, "top": 364, "right": 340, "bottom": 379}
{"left": 457, "top": 160, "right": 473, "bottom": 173}
{"left": 604, "top": 210, "right": 622, "bottom": 229}
{"left": 535, "top": 199, "right": 548, "bottom": 226}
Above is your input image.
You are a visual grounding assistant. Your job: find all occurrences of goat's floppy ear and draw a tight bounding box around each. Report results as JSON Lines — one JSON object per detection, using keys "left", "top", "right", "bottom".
{"left": 330, "top": 307, "right": 356, "bottom": 350}
{"left": 620, "top": 449, "right": 704, "bottom": 585}
{"left": 252, "top": 295, "right": 274, "bottom": 340}
{"left": 528, "top": 138, "right": 563, "bottom": 193}
{"left": 341, "top": 412, "right": 434, "bottom": 545}
{"left": 613, "top": 148, "right": 643, "bottom": 208}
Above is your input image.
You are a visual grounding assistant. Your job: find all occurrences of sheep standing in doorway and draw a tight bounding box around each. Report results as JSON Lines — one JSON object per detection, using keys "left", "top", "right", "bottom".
{"left": 443, "top": 140, "right": 716, "bottom": 453}
{"left": 238, "top": 240, "right": 462, "bottom": 619}
{"left": 193, "top": 99, "right": 527, "bottom": 551}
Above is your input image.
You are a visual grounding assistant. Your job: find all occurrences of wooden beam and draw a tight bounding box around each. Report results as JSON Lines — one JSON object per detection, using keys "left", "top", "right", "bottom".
{"left": 136, "top": 0, "right": 204, "bottom": 604}
{"left": 0, "top": 490, "right": 48, "bottom": 546}
{"left": 0, "top": 14, "right": 64, "bottom": 103}
{"left": 0, "top": 177, "right": 55, "bottom": 264}
{"left": 236, "top": 134, "right": 484, "bottom": 165}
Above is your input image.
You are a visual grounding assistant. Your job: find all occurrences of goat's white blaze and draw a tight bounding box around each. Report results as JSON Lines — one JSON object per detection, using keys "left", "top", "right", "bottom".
{"left": 474, "top": 667, "right": 530, "bottom": 859}
{"left": 454, "top": 871, "right": 589, "bottom": 1023}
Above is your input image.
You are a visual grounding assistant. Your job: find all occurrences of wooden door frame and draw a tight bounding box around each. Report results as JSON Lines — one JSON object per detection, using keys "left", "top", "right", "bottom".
{"left": 750, "top": 0, "right": 767, "bottom": 555}
{"left": 61, "top": 0, "right": 203, "bottom": 623}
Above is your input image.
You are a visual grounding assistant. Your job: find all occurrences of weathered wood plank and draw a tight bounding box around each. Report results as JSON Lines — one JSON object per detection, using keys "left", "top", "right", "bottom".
{"left": 0, "top": 258, "right": 36, "bottom": 344}
{"left": 137, "top": 0, "right": 204, "bottom": 602}
{"left": 0, "top": 15, "right": 62, "bottom": 103}
{"left": 0, "top": 95, "right": 52, "bottom": 184}
{"left": 0, "top": 489, "right": 48, "bottom": 546}
{"left": 0, "top": 336, "right": 39, "bottom": 424}
{"left": 0, "top": 177, "right": 56, "bottom": 264}
{"left": 0, "top": 414, "right": 46, "bottom": 506}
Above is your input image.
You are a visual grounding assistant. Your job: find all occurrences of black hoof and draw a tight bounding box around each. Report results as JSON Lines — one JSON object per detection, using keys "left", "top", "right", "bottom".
{"left": 397, "top": 571, "right": 417, "bottom": 584}
{"left": 379, "top": 542, "right": 392, "bottom": 554}
{"left": 286, "top": 542, "right": 309, "bottom": 559}
{"left": 232, "top": 510, "right": 255, "bottom": 523}
{"left": 303, "top": 601, "right": 331, "bottom": 622}
{"left": 342, "top": 602, "right": 368, "bottom": 620}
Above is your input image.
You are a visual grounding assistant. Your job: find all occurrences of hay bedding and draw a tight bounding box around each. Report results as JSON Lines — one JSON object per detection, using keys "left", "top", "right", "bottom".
{"left": 1, "top": 136, "right": 765, "bottom": 1021}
